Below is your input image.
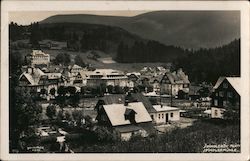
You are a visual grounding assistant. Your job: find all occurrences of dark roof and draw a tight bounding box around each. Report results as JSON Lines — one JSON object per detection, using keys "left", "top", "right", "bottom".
{"left": 131, "top": 93, "right": 156, "bottom": 113}
{"left": 100, "top": 94, "right": 125, "bottom": 104}
{"left": 115, "top": 125, "right": 143, "bottom": 133}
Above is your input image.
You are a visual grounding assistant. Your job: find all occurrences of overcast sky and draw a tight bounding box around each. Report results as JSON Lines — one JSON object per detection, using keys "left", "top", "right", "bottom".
{"left": 9, "top": 11, "right": 148, "bottom": 25}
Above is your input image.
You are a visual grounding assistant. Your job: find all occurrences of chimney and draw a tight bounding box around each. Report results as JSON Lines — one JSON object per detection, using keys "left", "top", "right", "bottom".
{"left": 124, "top": 99, "right": 129, "bottom": 106}
{"left": 178, "top": 68, "right": 183, "bottom": 74}
{"left": 27, "top": 67, "right": 32, "bottom": 74}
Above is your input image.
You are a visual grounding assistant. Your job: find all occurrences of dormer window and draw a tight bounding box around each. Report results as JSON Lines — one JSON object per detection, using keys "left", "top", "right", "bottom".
{"left": 124, "top": 108, "right": 137, "bottom": 124}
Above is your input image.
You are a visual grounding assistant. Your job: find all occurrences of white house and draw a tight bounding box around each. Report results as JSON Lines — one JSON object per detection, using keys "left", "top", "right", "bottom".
{"left": 26, "top": 50, "right": 50, "bottom": 66}
{"left": 151, "top": 105, "right": 180, "bottom": 124}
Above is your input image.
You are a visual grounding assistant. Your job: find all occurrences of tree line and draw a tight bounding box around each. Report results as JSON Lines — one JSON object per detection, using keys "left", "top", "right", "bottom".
{"left": 115, "top": 40, "right": 186, "bottom": 63}
{"left": 173, "top": 39, "right": 240, "bottom": 83}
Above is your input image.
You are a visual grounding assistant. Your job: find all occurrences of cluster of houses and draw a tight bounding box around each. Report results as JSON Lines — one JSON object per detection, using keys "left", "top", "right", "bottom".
{"left": 18, "top": 50, "right": 241, "bottom": 141}
{"left": 19, "top": 50, "right": 192, "bottom": 97}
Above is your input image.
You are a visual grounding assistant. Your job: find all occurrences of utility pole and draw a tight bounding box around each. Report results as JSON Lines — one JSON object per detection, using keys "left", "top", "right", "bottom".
{"left": 160, "top": 82, "right": 162, "bottom": 107}
{"left": 170, "top": 84, "right": 173, "bottom": 107}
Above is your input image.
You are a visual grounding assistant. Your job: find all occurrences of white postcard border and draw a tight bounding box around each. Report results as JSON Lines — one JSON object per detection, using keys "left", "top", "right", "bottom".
{"left": 1, "top": 1, "right": 249, "bottom": 161}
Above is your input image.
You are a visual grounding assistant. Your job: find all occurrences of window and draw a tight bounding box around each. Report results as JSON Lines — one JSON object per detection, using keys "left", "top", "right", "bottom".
{"left": 227, "top": 92, "right": 233, "bottom": 98}
{"left": 214, "top": 99, "right": 218, "bottom": 106}
{"left": 170, "top": 113, "right": 173, "bottom": 117}
{"left": 162, "top": 114, "right": 164, "bottom": 118}
{"left": 223, "top": 101, "right": 227, "bottom": 107}
{"left": 151, "top": 115, "right": 154, "bottom": 120}
{"left": 158, "top": 114, "right": 161, "bottom": 119}
{"left": 223, "top": 83, "right": 228, "bottom": 88}
{"left": 214, "top": 110, "right": 218, "bottom": 116}
{"left": 219, "top": 91, "right": 224, "bottom": 97}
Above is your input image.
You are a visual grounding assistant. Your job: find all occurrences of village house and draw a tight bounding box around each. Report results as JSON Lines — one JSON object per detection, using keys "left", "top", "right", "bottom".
{"left": 151, "top": 105, "right": 180, "bottom": 124}
{"left": 211, "top": 77, "right": 241, "bottom": 119}
{"left": 160, "top": 68, "right": 190, "bottom": 96}
{"left": 19, "top": 67, "right": 63, "bottom": 96}
{"left": 96, "top": 101, "right": 153, "bottom": 141}
{"left": 26, "top": 50, "right": 50, "bottom": 66}
{"left": 149, "top": 75, "right": 162, "bottom": 93}
{"left": 69, "top": 64, "right": 84, "bottom": 76}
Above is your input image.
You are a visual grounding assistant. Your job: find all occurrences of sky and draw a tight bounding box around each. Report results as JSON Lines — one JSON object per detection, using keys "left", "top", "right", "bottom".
{"left": 9, "top": 11, "right": 148, "bottom": 25}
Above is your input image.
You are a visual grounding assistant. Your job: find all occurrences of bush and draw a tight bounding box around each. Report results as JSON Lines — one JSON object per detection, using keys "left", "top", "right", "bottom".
{"left": 46, "top": 104, "right": 57, "bottom": 119}
{"left": 94, "top": 126, "right": 119, "bottom": 143}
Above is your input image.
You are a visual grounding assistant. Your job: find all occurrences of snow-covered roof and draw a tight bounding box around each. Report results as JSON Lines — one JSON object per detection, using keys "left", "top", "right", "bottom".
{"left": 103, "top": 102, "right": 152, "bottom": 126}
{"left": 213, "top": 77, "right": 241, "bottom": 95}
{"left": 153, "top": 105, "right": 180, "bottom": 112}
{"left": 226, "top": 77, "right": 241, "bottom": 95}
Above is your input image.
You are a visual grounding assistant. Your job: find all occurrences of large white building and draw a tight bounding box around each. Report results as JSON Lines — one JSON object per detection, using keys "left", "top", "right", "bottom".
{"left": 73, "top": 69, "right": 131, "bottom": 88}
{"left": 26, "top": 50, "right": 50, "bottom": 66}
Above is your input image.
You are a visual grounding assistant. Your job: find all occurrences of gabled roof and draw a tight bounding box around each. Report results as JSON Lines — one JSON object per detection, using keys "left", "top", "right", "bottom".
{"left": 19, "top": 67, "right": 62, "bottom": 86}
{"left": 213, "top": 77, "right": 226, "bottom": 89}
{"left": 19, "top": 68, "right": 45, "bottom": 85}
{"left": 226, "top": 78, "right": 241, "bottom": 95}
{"left": 214, "top": 77, "right": 241, "bottom": 95}
{"left": 103, "top": 102, "right": 152, "bottom": 126}
{"left": 162, "top": 69, "right": 190, "bottom": 84}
